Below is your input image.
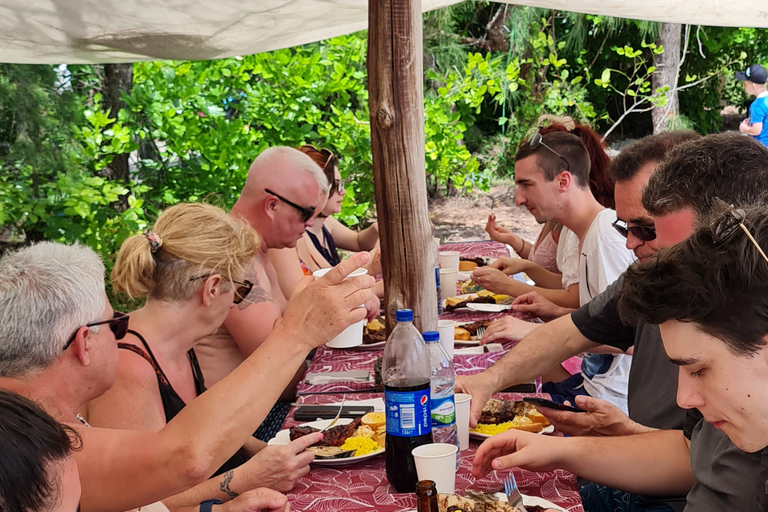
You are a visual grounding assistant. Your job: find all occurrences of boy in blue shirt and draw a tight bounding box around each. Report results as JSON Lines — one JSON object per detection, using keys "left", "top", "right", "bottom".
{"left": 736, "top": 64, "right": 768, "bottom": 148}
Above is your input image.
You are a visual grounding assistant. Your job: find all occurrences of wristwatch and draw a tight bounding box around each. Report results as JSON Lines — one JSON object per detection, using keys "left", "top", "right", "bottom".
{"left": 199, "top": 498, "right": 223, "bottom": 512}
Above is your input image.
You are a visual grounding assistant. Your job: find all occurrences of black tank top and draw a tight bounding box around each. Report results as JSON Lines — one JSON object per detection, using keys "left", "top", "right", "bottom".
{"left": 119, "top": 330, "right": 249, "bottom": 476}
{"left": 305, "top": 225, "right": 341, "bottom": 266}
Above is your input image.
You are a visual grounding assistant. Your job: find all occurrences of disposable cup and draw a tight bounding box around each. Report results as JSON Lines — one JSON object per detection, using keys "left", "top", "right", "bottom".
{"left": 411, "top": 443, "right": 458, "bottom": 494}
{"left": 437, "top": 320, "right": 455, "bottom": 360}
{"left": 439, "top": 251, "right": 460, "bottom": 271}
{"left": 313, "top": 267, "right": 368, "bottom": 349}
{"left": 439, "top": 268, "right": 458, "bottom": 300}
{"left": 454, "top": 393, "right": 472, "bottom": 451}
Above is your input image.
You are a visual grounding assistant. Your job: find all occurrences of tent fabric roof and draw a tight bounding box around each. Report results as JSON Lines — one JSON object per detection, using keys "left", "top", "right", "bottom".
{"left": 1, "top": 0, "right": 766, "bottom": 64}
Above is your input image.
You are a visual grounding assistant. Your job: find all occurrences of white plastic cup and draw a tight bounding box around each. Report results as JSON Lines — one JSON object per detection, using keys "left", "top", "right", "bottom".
{"left": 454, "top": 393, "right": 472, "bottom": 451}
{"left": 313, "top": 267, "right": 368, "bottom": 349}
{"left": 439, "top": 251, "right": 460, "bottom": 271}
{"left": 412, "top": 443, "right": 458, "bottom": 494}
{"left": 437, "top": 319, "right": 455, "bottom": 360}
{"left": 439, "top": 268, "right": 458, "bottom": 300}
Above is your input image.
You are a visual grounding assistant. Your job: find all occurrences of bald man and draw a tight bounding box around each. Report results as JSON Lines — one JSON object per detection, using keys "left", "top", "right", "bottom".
{"left": 196, "top": 147, "right": 330, "bottom": 392}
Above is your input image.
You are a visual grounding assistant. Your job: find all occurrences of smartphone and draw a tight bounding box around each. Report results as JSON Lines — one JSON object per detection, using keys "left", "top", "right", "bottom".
{"left": 523, "top": 397, "right": 585, "bottom": 413}
{"left": 293, "top": 405, "right": 375, "bottom": 422}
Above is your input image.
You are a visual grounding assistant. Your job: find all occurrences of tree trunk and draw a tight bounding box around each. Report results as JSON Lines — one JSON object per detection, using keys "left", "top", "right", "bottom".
{"left": 103, "top": 63, "right": 133, "bottom": 210}
{"left": 651, "top": 23, "right": 682, "bottom": 133}
{"left": 368, "top": 0, "right": 438, "bottom": 334}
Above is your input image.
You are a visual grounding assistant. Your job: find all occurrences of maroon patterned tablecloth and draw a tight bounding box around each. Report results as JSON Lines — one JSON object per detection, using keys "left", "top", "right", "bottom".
{"left": 284, "top": 392, "right": 583, "bottom": 512}
{"left": 439, "top": 240, "right": 512, "bottom": 259}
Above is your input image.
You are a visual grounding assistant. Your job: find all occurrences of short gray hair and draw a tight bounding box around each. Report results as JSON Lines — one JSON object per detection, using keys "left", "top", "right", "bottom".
{"left": 243, "top": 146, "right": 330, "bottom": 196}
{"left": 0, "top": 242, "right": 106, "bottom": 377}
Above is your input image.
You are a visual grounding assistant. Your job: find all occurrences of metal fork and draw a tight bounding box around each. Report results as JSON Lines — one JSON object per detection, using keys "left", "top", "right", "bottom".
{"left": 504, "top": 473, "right": 528, "bottom": 512}
{"left": 476, "top": 326, "right": 486, "bottom": 339}
{"left": 320, "top": 394, "right": 346, "bottom": 432}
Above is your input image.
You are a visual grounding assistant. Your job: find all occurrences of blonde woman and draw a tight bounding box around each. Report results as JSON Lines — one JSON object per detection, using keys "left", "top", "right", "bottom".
{"left": 85, "top": 203, "right": 317, "bottom": 508}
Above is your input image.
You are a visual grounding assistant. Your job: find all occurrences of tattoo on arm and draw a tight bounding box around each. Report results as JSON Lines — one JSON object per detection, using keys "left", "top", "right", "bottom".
{"left": 238, "top": 261, "right": 272, "bottom": 310}
{"left": 219, "top": 470, "right": 239, "bottom": 499}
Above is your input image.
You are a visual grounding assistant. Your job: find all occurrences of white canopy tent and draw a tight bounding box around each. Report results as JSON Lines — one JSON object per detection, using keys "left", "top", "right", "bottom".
{"left": 1, "top": 0, "right": 766, "bottom": 64}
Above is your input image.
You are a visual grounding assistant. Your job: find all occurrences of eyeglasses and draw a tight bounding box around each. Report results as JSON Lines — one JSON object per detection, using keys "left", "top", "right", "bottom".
{"left": 612, "top": 219, "right": 657, "bottom": 242}
{"left": 190, "top": 275, "right": 254, "bottom": 304}
{"left": 714, "top": 206, "right": 768, "bottom": 263}
{"left": 264, "top": 188, "right": 316, "bottom": 222}
{"left": 302, "top": 144, "right": 335, "bottom": 170}
{"left": 63, "top": 312, "right": 130, "bottom": 350}
{"left": 528, "top": 127, "right": 571, "bottom": 172}
{"left": 331, "top": 178, "right": 347, "bottom": 195}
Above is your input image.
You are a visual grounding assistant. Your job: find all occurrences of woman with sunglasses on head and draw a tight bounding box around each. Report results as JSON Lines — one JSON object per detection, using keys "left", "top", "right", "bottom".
{"left": 269, "top": 144, "right": 384, "bottom": 299}
{"left": 85, "top": 203, "right": 316, "bottom": 506}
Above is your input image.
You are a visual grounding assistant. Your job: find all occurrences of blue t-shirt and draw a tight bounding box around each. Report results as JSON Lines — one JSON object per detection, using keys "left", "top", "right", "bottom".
{"left": 748, "top": 93, "right": 768, "bottom": 147}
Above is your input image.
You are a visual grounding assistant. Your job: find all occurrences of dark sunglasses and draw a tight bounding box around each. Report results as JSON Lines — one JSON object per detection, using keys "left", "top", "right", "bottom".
{"left": 190, "top": 275, "right": 254, "bottom": 304}
{"left": 529, "top": 127, "right": 571, "bottom": 172}
{"left": 331, "top": 178, "right": 347, "bottom": 196}
{"left": 302, "top": 144, "right": 335, "bottom": 169}
{"left": 612, "top": 219, "right": 657, "bottom": 242}
{"left": 64, "top": 312, "right": 129, "bottom": 350}
{"left": 264, "top": 188, "right": 316, "bottom": 222}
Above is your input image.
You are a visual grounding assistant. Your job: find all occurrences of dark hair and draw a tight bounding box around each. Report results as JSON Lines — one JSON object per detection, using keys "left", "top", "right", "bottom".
{"left": 298, "top": 145, "right": 339, "bottom": 198}
{"left": 515, "top": 131, "right": 591, "bottom": 188}
{"left": 609, "top": 131, "right": 701, "bottom": 183}
{"left": 0, "top": 390, "right": 82, "bottom": 512}
{"left": 539, "top": 123, "right": 615, "bottom": 209}
{"left": 642, "top": 132, "right": 768, "bottom": 217}
{"left": 618, "top": 201, "right": 768, "bottom": 356}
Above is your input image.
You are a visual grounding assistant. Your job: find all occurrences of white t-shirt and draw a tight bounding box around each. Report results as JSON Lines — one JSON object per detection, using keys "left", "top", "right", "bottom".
{"left": 556, "top": 227, "right": 580, "bottom": 290}
{"left": 577, "top": 209, "right": 637, "bottom": 413}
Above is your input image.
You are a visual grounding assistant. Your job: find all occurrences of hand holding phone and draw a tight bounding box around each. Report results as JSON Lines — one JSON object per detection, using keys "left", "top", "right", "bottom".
{"left": 523, "top": 397, "right": 585, "bottom": 413}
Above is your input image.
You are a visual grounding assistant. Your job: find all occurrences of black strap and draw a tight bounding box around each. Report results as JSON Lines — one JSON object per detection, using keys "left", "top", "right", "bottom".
{"left": 199, "top": 498, "right": 222, "bottom": 512}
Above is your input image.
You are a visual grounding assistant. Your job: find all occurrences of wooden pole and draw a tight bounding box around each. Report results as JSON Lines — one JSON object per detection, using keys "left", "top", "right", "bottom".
{"left": 368, "top": 0, "right": 438, "bottom": 334}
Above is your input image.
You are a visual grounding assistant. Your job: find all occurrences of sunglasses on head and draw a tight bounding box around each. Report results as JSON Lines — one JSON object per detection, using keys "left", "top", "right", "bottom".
{"left": 612, "top": 219, "right": 657, "bottom": 242}
{"left": 264, "top": 188, "right": 316, "bottom": 222}
{"left": 302, "top": 144, "right": 335, "bottom": 170}
{"left": 528, "top": 127, "right": 571, "bottom": 172}
{"left": 64, "top": 312, "right": 130, "bottom": 351}
{"left": 190, "top": 275, "right": 254, "bottom": 304}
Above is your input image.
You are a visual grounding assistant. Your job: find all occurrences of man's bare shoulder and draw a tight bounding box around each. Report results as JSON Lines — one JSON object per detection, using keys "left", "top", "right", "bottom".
{"left": 236, "top": 254, "right": 276, "bottom": 310}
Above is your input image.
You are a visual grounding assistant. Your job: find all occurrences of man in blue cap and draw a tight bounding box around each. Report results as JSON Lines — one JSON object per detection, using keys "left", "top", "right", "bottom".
{"left": 736, "top": 64, "right": 768, "bottom": 147}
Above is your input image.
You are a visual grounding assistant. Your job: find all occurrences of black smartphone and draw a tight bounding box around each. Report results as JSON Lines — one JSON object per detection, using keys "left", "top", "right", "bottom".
{"left": 523, "top": 397, "right": 585, "bottom": 413}
{"left": 293, "top": 405, "right": 375, "bottom": 422}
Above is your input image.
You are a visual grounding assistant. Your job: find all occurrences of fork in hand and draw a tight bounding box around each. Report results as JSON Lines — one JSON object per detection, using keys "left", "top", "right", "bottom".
{"left": 504, "top": 472, "right": 528, "bottom": 512}
{"left": 320, "top": 394, "right": 346, "bottom": 432}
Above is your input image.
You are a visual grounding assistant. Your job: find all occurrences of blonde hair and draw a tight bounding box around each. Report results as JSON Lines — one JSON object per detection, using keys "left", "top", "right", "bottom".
{"left": 112, "top": 203, "right": 260, "bottom": 300}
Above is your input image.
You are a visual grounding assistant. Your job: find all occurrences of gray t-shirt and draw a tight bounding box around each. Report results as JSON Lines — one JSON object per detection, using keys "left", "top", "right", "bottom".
{"left": 570, "top": 276, "right": 685, "bottom": 429}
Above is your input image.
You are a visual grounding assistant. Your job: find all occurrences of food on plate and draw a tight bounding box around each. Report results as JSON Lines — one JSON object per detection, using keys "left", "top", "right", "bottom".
{"left": 461, "top": 280, "right": 485, "bottom": 294}
{"left": 460, "top": 256, "right": 487, "bottom": 268}
{"left": 363, "top": 316, "right": 387, "bottom": 345}
{"left": 459, "top": 260, "right": 478, "bottom": 271}
{"left": 361, "top": 411, "right": 385, "bottom": 430}
{"left": 289, "top": 417, "right": 362, "bottom": 446}
{"left": 339, "top": 435, "right": 381, "bottom": 456}
{"left": 470, "top": 398, "right": 551, "bottom": 435}
{"left": 306, "top": 446, "right": 355, "bottom": 459}
{"left": 460, "top": 320, "right": 491, "bottom": 338}
{"left": 437, "top": 493, "right": 524, "bottom": 512}
{"left": 445, "top": 294, "right": 496, "bottom": 312}
{"left": 454, "top": 327, "right": 471, "bottom": 341}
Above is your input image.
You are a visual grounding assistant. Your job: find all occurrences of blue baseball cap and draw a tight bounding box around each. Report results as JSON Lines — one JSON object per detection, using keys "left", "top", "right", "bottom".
{"left": 736, "top": 64, "right": 768, "bottom": 85}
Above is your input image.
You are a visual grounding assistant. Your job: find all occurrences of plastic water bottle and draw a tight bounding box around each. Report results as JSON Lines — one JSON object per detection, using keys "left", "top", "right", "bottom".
{"left": 433, "top": 237, "right": 444, "bottom": 316}
{"left": 423, "top": 330, "right": 460, "bottom": 471}
{"left": 383, "top": 309, "right": 433, "bottom": 492}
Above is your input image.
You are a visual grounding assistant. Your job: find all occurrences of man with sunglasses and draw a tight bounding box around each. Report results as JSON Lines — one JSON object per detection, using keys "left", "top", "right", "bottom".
{"left": 0, "top": 241, "right": 375, "bottom": 512}
{"left": 462, "top": 132, "right": 768, "bottom": 512}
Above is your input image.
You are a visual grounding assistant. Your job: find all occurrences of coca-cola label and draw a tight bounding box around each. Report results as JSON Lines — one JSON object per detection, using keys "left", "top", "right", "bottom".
{"left": 430, "top": 395, "right": 456, "bottom": 427}
{"left": 385, "top": 387, "right": 431, "bottom": 437}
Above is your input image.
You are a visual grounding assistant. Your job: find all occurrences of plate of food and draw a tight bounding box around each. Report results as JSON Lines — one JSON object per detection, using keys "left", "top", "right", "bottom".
{"left": 444, "top": 291, "right": 511, "bottom": 313}
{"left": 432, "top": 491, "right": 565, "bottom": 512}
{"left": 469, "top": 398, "right": 554, "bottom": 439}
{"left": 467, "top": 303, "right": 512, "bottom": 313}
{"left": 359, "top": 317, "right": 387, "bottom": 349}
{"left": 269, "top": 413, "right": 385, "bottom": 465}
{"left": 454, "top": 320, "right": 492, "bottom": 345}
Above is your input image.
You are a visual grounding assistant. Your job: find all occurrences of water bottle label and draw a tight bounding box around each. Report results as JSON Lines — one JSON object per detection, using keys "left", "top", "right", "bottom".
{"left": 385, "top": 387, "right": 431, "bottom": 437}
{"left": 431, "top": 395, "right": 456, "bottom": 427}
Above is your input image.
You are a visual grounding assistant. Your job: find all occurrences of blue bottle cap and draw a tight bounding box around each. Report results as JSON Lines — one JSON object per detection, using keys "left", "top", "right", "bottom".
{"left": 423, "top": 331, "right": 440, "bottom": 342}
{"left": 395, "top": 309, "right": 414, "bottom": 322}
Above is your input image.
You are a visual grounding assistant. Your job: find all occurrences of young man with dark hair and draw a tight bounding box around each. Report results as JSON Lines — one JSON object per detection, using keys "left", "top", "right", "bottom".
{"left": 463, "top": 133, "right": 768, "bottom": 512}
{"left": 0, "top": 389, "right": 82, "bottom": 512}
{"left": 472, "top": 130, "right": 636, "bottom": 412}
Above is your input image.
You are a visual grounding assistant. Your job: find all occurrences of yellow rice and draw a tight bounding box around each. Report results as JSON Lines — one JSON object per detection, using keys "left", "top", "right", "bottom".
{"left": 340, "top": 436, "right": 382, "bottom": 456}
{"left": 470, "top": 421, "right": 516, "bottom": 436}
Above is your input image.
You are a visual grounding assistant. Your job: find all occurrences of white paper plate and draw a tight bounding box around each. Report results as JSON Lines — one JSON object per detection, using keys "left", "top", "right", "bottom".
{"left": 404, "top": 493, "right": 566, "bottom": 512}
{"left": 268, "top": 418, "right": 384, "bottom": 465}
{"left": 355, "top": 340, "right": 386, "bottom": 350}
{"left": 469, "top": 424, "right": 555, "bottom": 439}
{"left": 466, "top": 303, "right": 511, "bottom": 313}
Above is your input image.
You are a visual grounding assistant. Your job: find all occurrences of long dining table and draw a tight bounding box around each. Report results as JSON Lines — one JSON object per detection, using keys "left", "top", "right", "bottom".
{"left": 280, "top": 241, "right": 585, "bottom": 511}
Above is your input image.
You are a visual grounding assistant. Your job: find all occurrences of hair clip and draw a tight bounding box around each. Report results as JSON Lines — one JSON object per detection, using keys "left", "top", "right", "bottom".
{"left": 143, "top": 230, "right": 163, "bottom": 253}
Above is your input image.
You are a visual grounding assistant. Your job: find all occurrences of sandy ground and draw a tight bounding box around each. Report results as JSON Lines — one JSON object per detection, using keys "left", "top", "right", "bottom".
{"left": 429, "top": 184, "right": 541, "bottom": 244}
